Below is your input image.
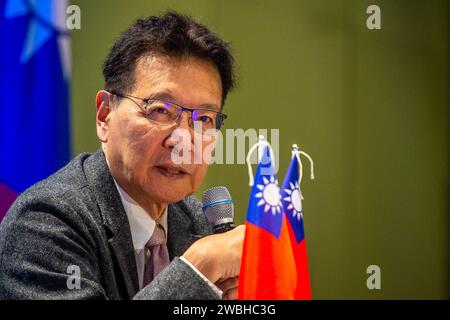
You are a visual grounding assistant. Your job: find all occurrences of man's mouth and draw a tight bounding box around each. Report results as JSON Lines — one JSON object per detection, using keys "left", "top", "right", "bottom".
{"left": 155, "top": 165, "right": 189, "bottom": 177}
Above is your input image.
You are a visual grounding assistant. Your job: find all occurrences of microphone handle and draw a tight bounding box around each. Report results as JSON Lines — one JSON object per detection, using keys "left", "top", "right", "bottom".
{"left": 213, "top": 222, "right": 236, "bottom": 234}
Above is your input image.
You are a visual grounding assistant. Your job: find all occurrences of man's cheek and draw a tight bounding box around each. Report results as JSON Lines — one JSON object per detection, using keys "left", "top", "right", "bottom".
{"left": 201, "top": 137, "right": 217, "bottom": 165}
{"left": 193, "top": 165, "right": 208, "bottom": 188}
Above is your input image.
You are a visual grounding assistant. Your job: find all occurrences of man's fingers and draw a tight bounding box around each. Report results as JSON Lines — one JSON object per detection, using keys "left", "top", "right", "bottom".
{"left": 223, "top": 287, "right": 238, "bottom": 300}
{"left": 216, "top": 276, "right": 239, "bottom": 300}
{"left": 216, "top": 276, "right": 238, "bottom": 291}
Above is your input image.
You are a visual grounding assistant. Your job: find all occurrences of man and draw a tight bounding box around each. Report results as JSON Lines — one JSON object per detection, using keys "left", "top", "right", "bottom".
{"left": 0, "top": 12, "right": 244, "bottom": 300}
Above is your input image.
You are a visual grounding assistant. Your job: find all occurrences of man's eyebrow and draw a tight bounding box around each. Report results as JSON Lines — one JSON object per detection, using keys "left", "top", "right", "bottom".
{"left": 148, "top": 91, "right": 220, "bottom": 111}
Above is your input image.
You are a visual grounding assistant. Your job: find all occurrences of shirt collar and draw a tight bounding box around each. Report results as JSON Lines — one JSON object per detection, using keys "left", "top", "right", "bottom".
{"left": 113, "top": 179, "right": 168, "bottom": 251}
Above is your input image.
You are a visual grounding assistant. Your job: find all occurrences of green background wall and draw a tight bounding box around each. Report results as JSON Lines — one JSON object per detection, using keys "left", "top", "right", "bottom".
{"left": 71, "top": 0, "right": 449, "bottom": 299}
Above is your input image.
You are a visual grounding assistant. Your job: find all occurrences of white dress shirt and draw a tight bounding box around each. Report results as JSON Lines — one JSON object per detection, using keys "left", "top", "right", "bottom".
{"left": 113, "top": 180, "right": 222, "bottom": 296}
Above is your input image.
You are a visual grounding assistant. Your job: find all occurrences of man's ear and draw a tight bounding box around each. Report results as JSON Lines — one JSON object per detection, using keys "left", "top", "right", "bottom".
{"left": 96, "top": 90, "right": 113, "bottom": 143}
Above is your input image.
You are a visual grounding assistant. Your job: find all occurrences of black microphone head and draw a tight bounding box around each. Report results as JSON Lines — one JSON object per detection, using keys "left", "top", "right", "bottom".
{"left": 202, "top": 186, "right": 234, "bottom": 229}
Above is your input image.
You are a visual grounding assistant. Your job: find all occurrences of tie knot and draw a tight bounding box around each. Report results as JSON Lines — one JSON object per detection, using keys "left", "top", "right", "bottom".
{"left": 146, "top": 224, "right": 166, "bottom": 247}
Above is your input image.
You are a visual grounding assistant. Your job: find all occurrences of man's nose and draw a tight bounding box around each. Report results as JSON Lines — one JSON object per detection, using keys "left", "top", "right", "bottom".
{"left": 176, "top": 111, "right": 193, "bottom": 131}
{"left": 163, "top": 112, "right": 193, "bottom": 150}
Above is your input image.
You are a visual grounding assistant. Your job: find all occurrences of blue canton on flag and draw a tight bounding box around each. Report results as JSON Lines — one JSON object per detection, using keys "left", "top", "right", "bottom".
{"left": 281, "top": 154, "right": 305, "bottom": 244}
{"left": 246, "top": 146, "right": 283, "bottom": 238}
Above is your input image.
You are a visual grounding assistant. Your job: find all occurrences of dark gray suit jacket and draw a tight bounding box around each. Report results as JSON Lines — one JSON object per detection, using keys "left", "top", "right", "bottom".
{"left": 0, "top": 150, "right": 219, "bottom": 300}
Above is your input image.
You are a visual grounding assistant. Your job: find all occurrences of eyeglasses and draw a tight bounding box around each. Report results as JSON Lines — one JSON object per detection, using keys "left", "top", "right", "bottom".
{"left": 109, "top": 91, "right": 227, "bottom": 132}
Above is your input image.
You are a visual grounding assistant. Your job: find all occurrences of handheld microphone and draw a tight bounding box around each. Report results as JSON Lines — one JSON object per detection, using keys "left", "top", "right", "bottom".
{"left": 202, "top": 186, "right": 235, "bottom": 233}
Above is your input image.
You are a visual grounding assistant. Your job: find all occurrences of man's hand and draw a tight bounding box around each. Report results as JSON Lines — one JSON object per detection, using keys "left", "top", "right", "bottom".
{"left": 182, "top": 225, "right": 245, "bottom": 285}
{"left": 216, "top": 276, "right": 239, "bottom": 300}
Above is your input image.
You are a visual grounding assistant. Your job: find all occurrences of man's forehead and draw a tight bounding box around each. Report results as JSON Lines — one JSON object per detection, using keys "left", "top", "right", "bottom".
{"left": 133, "top": 56, "right": 222, "bottom": 109}
{"left": 148, "top": 89, "right": 221, "bottom": 111}
{"left": 135, "top": 54, "right": 213, "bottom": 76}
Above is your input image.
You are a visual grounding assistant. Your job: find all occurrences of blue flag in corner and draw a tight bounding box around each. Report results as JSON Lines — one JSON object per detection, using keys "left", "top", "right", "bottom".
{"left": 0, "top": 0, "right": 71, "bottom": 221}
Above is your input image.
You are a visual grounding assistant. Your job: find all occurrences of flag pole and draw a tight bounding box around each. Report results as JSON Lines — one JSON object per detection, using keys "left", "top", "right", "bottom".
{"left": 292, "top": 144, "right": 315, "bottom": 201}
{"left": 246, "top": 135, "right": 275, "bottom": 186}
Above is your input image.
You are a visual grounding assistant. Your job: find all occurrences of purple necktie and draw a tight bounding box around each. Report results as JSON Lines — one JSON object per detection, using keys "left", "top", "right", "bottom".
{"left": 143, "top": 223, "right": 170, "bottom": 286}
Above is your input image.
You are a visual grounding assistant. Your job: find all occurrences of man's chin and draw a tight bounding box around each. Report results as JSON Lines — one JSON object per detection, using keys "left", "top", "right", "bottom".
{"left": 147, "top": 185, "right": 192, "bottom": 204}
{"left": 147, "top": 170, "right": 195, "bottom": 203}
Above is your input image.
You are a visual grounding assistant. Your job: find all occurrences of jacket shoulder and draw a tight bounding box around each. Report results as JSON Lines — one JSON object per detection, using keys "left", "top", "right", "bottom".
{"left": 0, "top": 152, "right": 103, "bottom": 241}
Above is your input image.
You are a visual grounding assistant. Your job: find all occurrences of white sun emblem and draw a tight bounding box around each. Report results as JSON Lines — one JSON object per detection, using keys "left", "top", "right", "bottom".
{"left": 283, "top": 181, "right": 303, "bottom": 220}
{"left": 255, "top": 176, "right": 282, "bottom": 215}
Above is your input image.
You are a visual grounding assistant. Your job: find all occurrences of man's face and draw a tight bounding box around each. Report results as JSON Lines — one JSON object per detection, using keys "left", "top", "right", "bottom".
{"left": 97, "top": 55, "right": 222, "bottom": 206}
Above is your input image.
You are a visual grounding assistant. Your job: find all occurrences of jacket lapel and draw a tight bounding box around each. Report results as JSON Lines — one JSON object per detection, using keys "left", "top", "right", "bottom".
{"left": 83, "top": 150, "right": 213, "bottom": 297}
{"left": 167, "top": 197, "right": 212, "bottom": 259}
{"left": 84, "top": 150, "right": 139, "bottom": 299}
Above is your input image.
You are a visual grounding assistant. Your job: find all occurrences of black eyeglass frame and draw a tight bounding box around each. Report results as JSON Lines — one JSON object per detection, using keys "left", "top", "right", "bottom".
{"left": 108, "top": 91, "right": 228, "bottom": 130}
